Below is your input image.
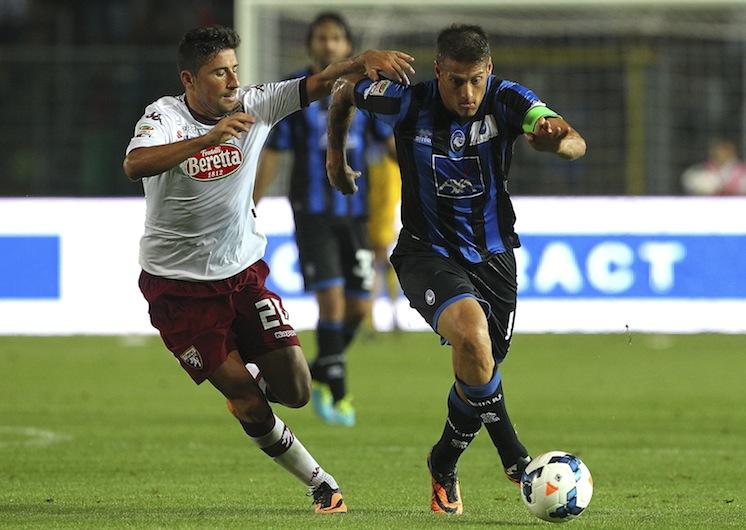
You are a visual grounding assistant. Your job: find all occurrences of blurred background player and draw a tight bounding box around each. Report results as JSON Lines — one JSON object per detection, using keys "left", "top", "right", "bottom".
{"left": 123, "top": 25, "right": 413, "bottom": 513}
{"left": 255, "top": 12, "right": 394, "bottom": 426}
{"left": 365, "top": 138, "right": 402, "bottom": 333}
{"left": 680, "top": 138, "right": 746, "bottom": 195}
{"left": 325, "top": 24, "right": 585, "bottom": 514}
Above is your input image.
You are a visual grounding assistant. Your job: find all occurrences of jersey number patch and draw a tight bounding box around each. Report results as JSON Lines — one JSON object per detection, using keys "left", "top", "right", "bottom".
{"left": 352, "top": 249, "right": 375, "bottom": 290}
{"left": 255, "top": 298, "right": 290, "bottom": 330}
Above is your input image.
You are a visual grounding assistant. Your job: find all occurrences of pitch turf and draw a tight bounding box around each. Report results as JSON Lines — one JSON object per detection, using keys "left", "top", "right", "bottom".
{"left": 1, "top": 332, "right": 745, "bottom": 529}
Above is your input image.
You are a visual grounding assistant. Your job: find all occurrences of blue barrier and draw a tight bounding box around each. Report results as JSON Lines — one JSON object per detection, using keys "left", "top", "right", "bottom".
{"left": 263, "top": 234, "right": 746, "bottom": 300}
{"left": 0, "top": 236, "right": 60, "bottom": 299}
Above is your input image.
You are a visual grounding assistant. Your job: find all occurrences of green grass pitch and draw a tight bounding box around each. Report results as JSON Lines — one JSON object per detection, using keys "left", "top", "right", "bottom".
{"left": 1, "top": 332, "right": 745, "bottom": 529}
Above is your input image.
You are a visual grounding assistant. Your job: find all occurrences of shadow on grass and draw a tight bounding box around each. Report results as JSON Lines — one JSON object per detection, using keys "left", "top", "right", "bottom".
{"left": 1, "top": 503, "right": 537, "bottom": 526}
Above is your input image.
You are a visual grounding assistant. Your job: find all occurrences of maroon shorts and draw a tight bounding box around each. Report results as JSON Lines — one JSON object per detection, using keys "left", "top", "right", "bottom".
{"left": 139, "top": 260, "right": 301, "bottom": 384}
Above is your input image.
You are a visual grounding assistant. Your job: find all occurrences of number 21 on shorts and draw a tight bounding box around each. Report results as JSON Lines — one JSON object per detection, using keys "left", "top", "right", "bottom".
{"left": 255, "top": 298, "right": 290, "bottom": 330}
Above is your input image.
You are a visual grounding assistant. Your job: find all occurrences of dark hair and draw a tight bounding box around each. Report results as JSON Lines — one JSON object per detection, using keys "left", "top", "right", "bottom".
{"left": 178, "top": 25, "right": 240, "bottom": 73}
{"left": 305, "top": 12, "right": 353, "bottom": 49}
{"left": 436, "top": 24, "right": 490, "bottom": 64}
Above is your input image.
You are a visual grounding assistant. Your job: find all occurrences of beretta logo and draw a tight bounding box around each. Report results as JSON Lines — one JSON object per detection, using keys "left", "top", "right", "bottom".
{"left": 183, "top": 144, "right": 243, "bottom": 181}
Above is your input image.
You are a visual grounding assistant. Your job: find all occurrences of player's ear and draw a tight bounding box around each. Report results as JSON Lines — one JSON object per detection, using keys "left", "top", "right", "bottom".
{"left": 486, "top": 58, "right": 493, "bottom": 75}
{"left": 180, "top": 69, "right": 195, "bottom": 90}
{"left": 434, "top": 60, "right": 441, "bottom": 80}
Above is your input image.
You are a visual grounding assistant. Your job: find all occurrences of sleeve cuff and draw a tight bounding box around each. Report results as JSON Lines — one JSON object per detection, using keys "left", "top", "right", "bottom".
{"left": 522, "top": 105, "right": 560, "bottom": 134}
{"left": 299, "top": 77, "right": 309, "bottom": 108}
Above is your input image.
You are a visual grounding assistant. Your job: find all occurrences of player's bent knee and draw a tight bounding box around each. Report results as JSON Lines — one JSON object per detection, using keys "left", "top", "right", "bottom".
{"left": 282, "top": 376, "right": 311, "bottom": 408}
{"left": 273, "top": 364, "right": 311, "bottom": 408}
{"left": 450, "top": 325, "right": 494, "bottom": 384}
{"left": 450, "top": 324, "right": 491, "bottom": 359}
{"left": 256, "top": 346, "right": 311, "bottom": 408}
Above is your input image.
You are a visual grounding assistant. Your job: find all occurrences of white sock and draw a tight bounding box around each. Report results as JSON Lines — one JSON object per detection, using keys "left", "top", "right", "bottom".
{"left": 250, "top": 414, "right": 338, "bottom": 490}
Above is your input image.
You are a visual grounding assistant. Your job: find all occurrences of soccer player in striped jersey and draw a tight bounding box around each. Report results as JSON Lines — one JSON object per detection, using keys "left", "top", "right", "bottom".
{"left": 255, "top": 13, "right": 393, "bottom": 427}
{"left": 325, "top": 24, "right": 585, "bottom": 514}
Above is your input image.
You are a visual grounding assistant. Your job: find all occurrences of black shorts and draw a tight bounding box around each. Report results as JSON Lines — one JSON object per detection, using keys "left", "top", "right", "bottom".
{"left": 294, "top": 213, "right": 374, "bottom": 296}
{"left": 390, "top": 230, "right": 517, "bottom": 363}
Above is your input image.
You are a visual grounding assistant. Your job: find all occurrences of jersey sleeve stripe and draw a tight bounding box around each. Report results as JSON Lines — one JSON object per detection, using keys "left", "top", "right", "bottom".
{"left": 299, "top": 77, "right": 309, "bottom": 108}
{"left": 496, "top": 86, "right": 534, "bottom": 117}
{"left": 353, "top": 90, "right": 402, "bottom": 115}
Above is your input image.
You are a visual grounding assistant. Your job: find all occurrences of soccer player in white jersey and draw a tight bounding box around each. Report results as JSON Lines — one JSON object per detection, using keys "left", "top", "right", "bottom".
{"left": 122, "top": 25, "right": 414, "bottom": 513}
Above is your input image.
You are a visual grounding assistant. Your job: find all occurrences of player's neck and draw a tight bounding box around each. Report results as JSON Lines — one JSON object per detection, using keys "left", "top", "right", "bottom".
{"left": 436, "top": 90, "right": 475, "bottom": 125}
{"left": 184, "top": 93, "right": 237, "bottom": 125}
{"left": 184, "top": 94, "right": 218, "bottom": 124}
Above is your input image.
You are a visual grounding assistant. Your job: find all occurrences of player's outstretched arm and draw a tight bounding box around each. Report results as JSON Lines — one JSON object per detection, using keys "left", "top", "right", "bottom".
{"left": 525, "top": 117, "right": 586, "bottom": 160}
{"left": 306, "top": 50, "right": 414, "bottom": 103}
{"left": 325, "top": 75, "right": 365, "bottom": 195}
{"left": 253, "top": 148, "right": 280, "bottom": 203}
{"left": 123, "top": 113, "right": 256, "bottom": 180}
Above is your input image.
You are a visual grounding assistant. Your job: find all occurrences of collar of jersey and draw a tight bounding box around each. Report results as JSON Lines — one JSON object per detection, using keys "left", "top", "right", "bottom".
{"left": 183, "top": 94, "right": 242, "bottom": 126}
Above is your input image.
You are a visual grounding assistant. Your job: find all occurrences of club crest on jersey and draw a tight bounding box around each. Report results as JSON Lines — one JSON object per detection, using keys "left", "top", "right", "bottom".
{"left": 450, "top": 129, "right": 466, "bottom": 152}
{"left": 180, "top": 346, "right": 203, "bottom": 370}
{"left": 183, "top": 144, "right": 243, "bottom": 181}
{"left": 425, "top": 289, "right": 436, "bottom": 306}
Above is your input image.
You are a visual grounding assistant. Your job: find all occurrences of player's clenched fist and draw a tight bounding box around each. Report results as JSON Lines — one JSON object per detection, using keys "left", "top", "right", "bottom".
{"left": 524, "top": 117, "right": 568, "bottom": 152}
{"left": 326, "top": 158, "right": 361, "bottom": 195}
{"left": 205, "top": 112, "right": 256, "bottom": 145}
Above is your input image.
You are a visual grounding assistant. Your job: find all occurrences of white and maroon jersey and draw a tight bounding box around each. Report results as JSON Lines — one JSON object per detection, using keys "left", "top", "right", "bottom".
{"left": 126, "top": 78, "right": 307, "bottom": 281}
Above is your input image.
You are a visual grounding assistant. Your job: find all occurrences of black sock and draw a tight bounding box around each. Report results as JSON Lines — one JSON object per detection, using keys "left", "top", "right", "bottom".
{"left": 310, "top": 320, "right": 346, "bottom": 402}
{"left": 430, "top": 384, "right": 482, "bottom": 474}
{"left": 461, "top": 371, "right": 528, "bottom": 470}
{"left": 342, "top": 322, "right": 360, "bottom": 351}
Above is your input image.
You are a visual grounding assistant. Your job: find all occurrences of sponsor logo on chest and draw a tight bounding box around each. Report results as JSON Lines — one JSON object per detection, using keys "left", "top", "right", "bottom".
{"left": 182, "top": 144, "right": 243, "bottom": 181}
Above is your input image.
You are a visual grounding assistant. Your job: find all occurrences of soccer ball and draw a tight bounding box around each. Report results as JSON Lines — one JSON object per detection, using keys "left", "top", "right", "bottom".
{"left": 520, "top": 451, "right": 593, "bottom": 523}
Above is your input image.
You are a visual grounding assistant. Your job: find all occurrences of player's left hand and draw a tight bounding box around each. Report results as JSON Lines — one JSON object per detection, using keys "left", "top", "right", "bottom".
{"left": 360, "top": 50, "right": 415, "bottom": 85}
{"left": 525, "top": 117, "right": 568, "bottom": 152}
{"left": 326, "top": 160, "right": 361, "bottom": 195}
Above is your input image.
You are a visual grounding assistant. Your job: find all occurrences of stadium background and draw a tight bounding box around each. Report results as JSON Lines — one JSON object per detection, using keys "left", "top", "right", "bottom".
{"left": 1, "top": 0, "right": 744, "bottom": 197}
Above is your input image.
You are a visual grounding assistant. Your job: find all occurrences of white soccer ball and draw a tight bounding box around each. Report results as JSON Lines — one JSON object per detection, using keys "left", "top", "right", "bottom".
{"left": 520, "top": 451, "right": 593, "bottom": 523}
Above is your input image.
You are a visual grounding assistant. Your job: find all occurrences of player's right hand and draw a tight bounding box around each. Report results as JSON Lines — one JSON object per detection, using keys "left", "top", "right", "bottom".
{"left": 326, "top": 160, "right": 361, "bottom": 195}
{"left": 361, "top": 50, "right": 415, "bottom": 85}
{"left": 204, "top": 112, "right": 256, "bottom": 145}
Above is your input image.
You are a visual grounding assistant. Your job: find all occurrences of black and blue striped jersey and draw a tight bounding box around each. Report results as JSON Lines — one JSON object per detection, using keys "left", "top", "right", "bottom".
{"left": 267, "top": 68, "right": 391, "bottom": 218}
{"left": 353, "top": 76, "right": 556, "bottom": 263}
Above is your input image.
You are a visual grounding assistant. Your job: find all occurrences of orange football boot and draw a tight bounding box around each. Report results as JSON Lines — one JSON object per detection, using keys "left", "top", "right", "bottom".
{"left": 311, "top": 482, "right": 347, "bottom": 514}
{"left": 427, "top": 452, "right": 463, "bottom": 515}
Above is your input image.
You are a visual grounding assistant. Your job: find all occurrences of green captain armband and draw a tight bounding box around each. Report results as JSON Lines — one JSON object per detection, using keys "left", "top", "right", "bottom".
{"left": 522, "top": 105, "right": 560, "bottom": 134}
